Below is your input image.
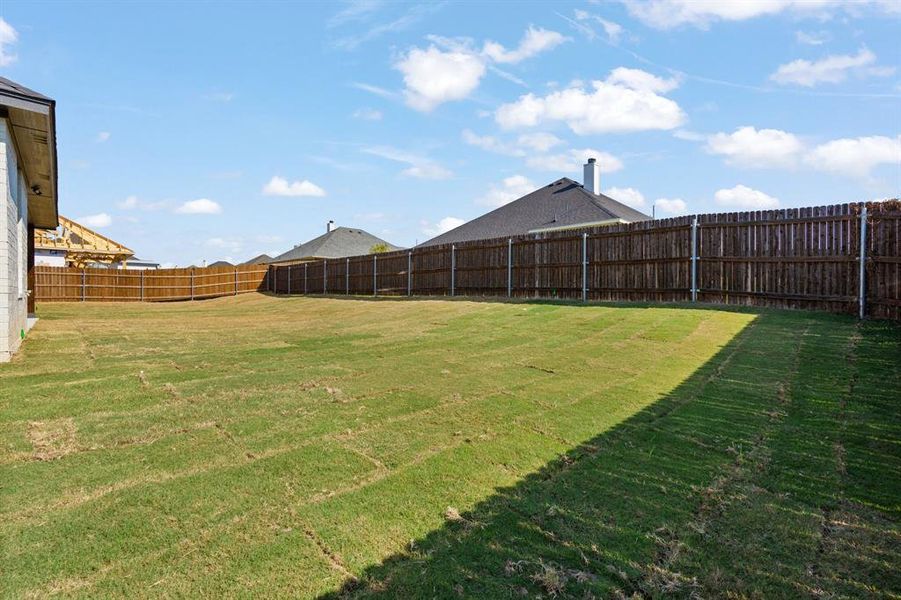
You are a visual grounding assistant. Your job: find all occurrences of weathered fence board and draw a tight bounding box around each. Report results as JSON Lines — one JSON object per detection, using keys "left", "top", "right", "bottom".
{"left": 33, "top": 201, "right": 900, "bottom": 319}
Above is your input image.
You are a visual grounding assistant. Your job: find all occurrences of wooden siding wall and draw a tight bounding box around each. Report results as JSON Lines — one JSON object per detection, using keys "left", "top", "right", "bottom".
{"left": 33, "top": 201, "right": 900, "bottom": 319}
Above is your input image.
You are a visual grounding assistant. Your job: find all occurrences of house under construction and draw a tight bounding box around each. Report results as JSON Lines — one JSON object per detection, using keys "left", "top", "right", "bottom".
{"left": 33, "top": 215, "right": 153, "bottom": 269}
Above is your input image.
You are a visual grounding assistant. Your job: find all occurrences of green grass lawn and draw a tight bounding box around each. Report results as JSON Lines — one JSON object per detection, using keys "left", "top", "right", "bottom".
{"left": 1, "top": 295, "right": 898, "bottom": 598}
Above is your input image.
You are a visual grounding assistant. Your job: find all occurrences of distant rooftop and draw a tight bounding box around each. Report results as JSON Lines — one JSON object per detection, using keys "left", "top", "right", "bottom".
{"left": 271, "top": 227, "right": 401, "bottom": 264}
{"left": 420, "top": 177, "right": 650, "bottom": 247}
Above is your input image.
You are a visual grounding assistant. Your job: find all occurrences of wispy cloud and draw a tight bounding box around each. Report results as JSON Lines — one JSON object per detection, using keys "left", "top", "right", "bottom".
{"left": 350, "top": 82, "right": 399, "bottom": 99}
{"left": 203, "top": 91, "right": 235, "bottom": 102}
{"left": 362, "top": 145, "right": 452, "bottom": 179}
{"left": 96, "top": 131, "right": 111, "bottom": 143}
{"left": 332, "top": 2, "right": 444, "bottom": 51}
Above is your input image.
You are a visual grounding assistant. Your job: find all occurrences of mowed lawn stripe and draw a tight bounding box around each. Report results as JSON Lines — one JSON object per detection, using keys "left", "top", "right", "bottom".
{"left": 1, "top": 295, "right": 897, "bottom": 598}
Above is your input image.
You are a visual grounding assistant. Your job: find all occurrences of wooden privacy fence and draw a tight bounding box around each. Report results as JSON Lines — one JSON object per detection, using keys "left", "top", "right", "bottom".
{"left": 33, "top": 201, "right": 900, "bottom": 319}
{"left": 34, "top": 264, "right": 269, "bottom": 302}
{"left": 266, "top": 201, "right": 900, "bottom": 320}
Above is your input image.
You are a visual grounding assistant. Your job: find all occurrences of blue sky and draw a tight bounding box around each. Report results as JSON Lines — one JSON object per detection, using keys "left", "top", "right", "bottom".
{"left": 1, "top": 1, "right": 899, "bottom": 266}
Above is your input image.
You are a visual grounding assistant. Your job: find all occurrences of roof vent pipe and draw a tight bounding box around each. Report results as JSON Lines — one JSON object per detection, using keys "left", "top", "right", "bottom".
{"left": 326, "top": 220, "right": 335, "bottom": 233}
{"left": 583, "top": 158, "right": 600, "bottom": 195}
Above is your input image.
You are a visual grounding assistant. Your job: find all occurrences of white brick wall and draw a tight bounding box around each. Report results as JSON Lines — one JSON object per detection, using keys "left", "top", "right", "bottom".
{"left": 0, "top": 118, "right": 28, "bottom": 362}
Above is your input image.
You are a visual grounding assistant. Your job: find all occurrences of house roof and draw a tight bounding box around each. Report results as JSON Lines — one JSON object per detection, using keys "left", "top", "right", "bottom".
{"left": 242, "top": 253, "right": 273, "bottom": 265}
{"left": 208, "top": 260, "right": 234, "bottom": 268}
{"left": 420, "top": 178, "right": 651, "bottom": 247}
{"left": 271, "top": 227, "right": 401, "bottom": 264}
{"left": 0, "top": 77, "right": 58, "bottom": 229}
{"left": 34, "top": 215, "right": 133, "bottom": 267}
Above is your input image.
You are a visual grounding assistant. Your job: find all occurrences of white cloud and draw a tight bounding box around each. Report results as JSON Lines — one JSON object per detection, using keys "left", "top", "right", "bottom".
{"left": 262, "top": 176, "right": 327, "bottom": 197}
{"left": 422, "top": 216, "right": 466, "bottom": 237}
{"left": 673, "top": 129, "right": 706, "bottom": 142}
{"left": 394, "top": 44, "right": 486, "bottom": 111}
{"left": 475, "top": 175, "right": 536, "bottom": 208}
{"left": 517, "top": 132, "right": 564, "bottom": 152}
{"left": 482, "top": 26, "right": 568, "bottom": 64}
{"left": 394, "top": 26, "right": 569, "bottom": 112}
{"left": 117, "top": 195, "right": 169, "bottom": 211}
{"left": 96, "top": 131, "right": 111, "bottom": 143}
{"left": 603, "top": 187, "right": 646, "bottom": 209}
{"left": 770, "top": 47, "right": 894, "bottom": 87}
{"left": 706, "top": 126, "right": 804, "bottom": 168}
{"left": 0, "top": 18, "right": 18, "bottom": 66}
{"left": 714, "top": 185, "right": 780, "bottom": 209}
{"left": 573, "top": 10, "right": 625, "bottom": 44}
{"left": 620, "top": 0, "right": 899, "bottom": 30}
{"left": 78, "top": 213, "right": 112, "bottom": 228}
{"left": 795, "top": 30, "right": 829, "bottom": 45}
{"left": 362, "top": 145, "right": 452, "bottom": 179}
{"left": 175, "top": 198, "right": 222, "bottom": 215}
{"left": 352, "top": 107, "right": 383, "bottom": 120}
{"left": 804, "top": 135, "right": 901, "bottom": 178}
{"left": 527, "top": 149, "right": 623, "bottom": 174}
{"left": 654, "top": 198, "right": 688, "bottom": 215}
{"left": 495, "top": 69, "right": 685, "bottom": 134}
{"left": 605, "top": 67, "right": 680, "bottom": 93}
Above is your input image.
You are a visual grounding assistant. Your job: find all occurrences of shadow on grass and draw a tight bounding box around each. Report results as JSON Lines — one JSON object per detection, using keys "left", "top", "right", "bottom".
{"left": 318, "top": 311, "right": 900, "bottom": 599}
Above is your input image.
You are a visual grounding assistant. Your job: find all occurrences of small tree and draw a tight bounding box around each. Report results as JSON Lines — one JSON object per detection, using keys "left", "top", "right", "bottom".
{"left": 369, "top": 243, "right": 390, "bottom": 254}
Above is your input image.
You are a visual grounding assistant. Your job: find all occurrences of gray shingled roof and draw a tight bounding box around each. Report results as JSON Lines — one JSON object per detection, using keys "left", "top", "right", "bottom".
{"left": 242, "top": 253, "right": 273, "bottom": 265}
{"left": 420, "top": 178, "right": 651, "bottom": 247}
{"left": 271, "top": 227, "right": 401, "bottom": 263}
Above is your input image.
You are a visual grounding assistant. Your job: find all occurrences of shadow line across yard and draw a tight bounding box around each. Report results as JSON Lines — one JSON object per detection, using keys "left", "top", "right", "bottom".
{"left": 320, "top": 309, "right": 900, "bottom": 599}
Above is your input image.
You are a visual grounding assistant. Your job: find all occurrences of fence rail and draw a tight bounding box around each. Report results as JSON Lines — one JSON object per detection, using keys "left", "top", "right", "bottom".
{"left": 33, "top": 201, "right": 900, "bottom": 319}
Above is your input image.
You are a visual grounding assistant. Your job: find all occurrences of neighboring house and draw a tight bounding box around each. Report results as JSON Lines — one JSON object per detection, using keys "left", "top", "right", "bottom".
{"left": 34, "top": 215, "right": 158, "bottom": 270}
{"left": 242, "top": 253, "right": 272, "bottom": 265}
{"left": 110, "top": 257, "right": 159, "bottom": 270}
{"left": 420, "top": 158, "right": 650, "bottom": 247}
{"left": 208, "top": 260, "right": 234, "bottom": 268}
{"left": 1, "top": 77, "right": 58, "bottom": 362}
{"left": 35, "top": 215, "right": 133, "bottom": 267}
{"left": 270, "top": 222, "right": 401, "bottom": 265}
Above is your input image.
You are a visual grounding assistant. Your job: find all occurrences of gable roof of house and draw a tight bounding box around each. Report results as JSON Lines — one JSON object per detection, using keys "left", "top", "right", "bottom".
{"left": 420, "top": 177, "right": 651, "bottom": 247}
{"left": 271, "top": 227, "right": 402, "bottom": 264}
{"left": 34, "top": 215, "right": 133, "bottom": 267}
{"left": 208, "top": 260, "right": 234, "bottom": 268}
{"left": 242, "top": 253, "right": 273, "bottom": 265}
{"left": 0, "top": 77, "right": 58, "bottom": 229}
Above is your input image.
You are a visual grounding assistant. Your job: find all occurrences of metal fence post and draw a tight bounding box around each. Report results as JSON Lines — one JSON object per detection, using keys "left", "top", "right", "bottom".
{"left": 373, "top": 255, "right": 378, "bottom": 296}
{"left": 407, "top": 251, "right": 412, "bottom": 296}
{"left": 323, "top": 260, "right": 327, "bottom": 294}
{"left": 82, "top": 268, "right": 86, "bottom": 302}
{"left": 582, "top": 232, "right": 588, "bottom": 303}
{"left": 450, "top": 245, "right": 456, "bottom": 297}
{"left": 859, "top": 205, "right": 868, "bottom": 319}
{"left": 507, "top": 238, "right": 512, "bottom": 298}
{"left": 346, "top": 258, "right": 350, "bottom": 295}
{"left": 304, "top": 263, "right": 308, "bottom": 294}
{"left": 690, "top": 216, "right": 698, "bottom": 302}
